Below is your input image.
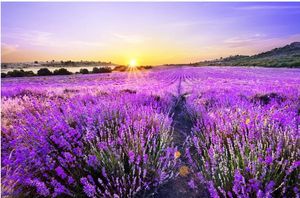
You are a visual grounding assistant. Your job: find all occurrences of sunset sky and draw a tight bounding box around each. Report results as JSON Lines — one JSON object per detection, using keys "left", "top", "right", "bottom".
{"left": 2, "top": 2, "right": 300, "bottom": 65}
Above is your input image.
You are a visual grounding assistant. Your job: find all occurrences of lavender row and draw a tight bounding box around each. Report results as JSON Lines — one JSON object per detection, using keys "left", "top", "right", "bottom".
{"left": 182, "top": 67, "right": 300, "bottom": 197}
{"left": 1, "top": 90, "right": 178, "bottom": 197}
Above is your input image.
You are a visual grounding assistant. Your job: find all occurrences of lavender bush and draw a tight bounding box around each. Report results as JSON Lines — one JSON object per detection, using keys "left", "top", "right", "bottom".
{"left": 184, "top": 68, "right": 300, "bottom": 197}
{"left": 2, "top": 91, "right": 177, "bottom": 197}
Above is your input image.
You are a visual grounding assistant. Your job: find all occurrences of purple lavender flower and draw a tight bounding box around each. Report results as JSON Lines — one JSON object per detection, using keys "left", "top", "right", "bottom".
{"left": 128, "top": 150, "right": 135, "bottom": 163}
{"left": 208, "top": 181, "right": 220, "bottom": 198}
{"left": 55, "top": 166, "right": 67, "bottom": 179}
{"left": 63, "top": 152, "right": 75, "bottom": 163}
{"left": 264, "top": 156, "right": 273, "bottom": 165}
{"left": 51, "top": 179, "right": 68, "bottom": 197}
{"left": 87, "top": 155, "right": 99, "bottom": 168}
{"left": 143, "top": 154, "right": 148, "bottom": 162}
{"left": 80, "top": 177, "right": 96, "bottom": 197}
{"left": 31, "top": 179, "right": 50, "bottom": 197}
{"left": 265, "top": 180, "right": 275, "bottom": 194}
{"left": 249, "top": 178, "right": 260, "bottom": 192}
{"left": 188, "top": 179, "right": 196, "bottom": 189}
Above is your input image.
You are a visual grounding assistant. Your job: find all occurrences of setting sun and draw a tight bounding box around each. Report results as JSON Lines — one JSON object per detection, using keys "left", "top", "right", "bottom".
{"left": 129, "top": 59, "right": 137, "bottom": 68}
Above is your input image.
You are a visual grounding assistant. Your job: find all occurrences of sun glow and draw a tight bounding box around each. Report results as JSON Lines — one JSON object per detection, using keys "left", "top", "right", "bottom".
{"left": 126, "top": 58, "right": 145, "bottom": 79}
{"left": 129, "top": 59, "right": 137, "bottom": 68}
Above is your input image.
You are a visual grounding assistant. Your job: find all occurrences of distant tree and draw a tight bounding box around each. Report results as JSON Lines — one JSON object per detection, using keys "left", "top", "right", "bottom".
{"left": 290, "top": 61, "right": 300, "bottom": 67}
{"left": 6, "top": 70, "right": 35, "bottom": 77}
{"left": 53, "top": 68, "right": 72, "bottom": 75}
{"left": 63, "top": 61, "right": 75, "bottom": 66}
{"left": 37, "top": 68, "right": 53, "bottom": 76}
{"left": 25, "top": 71, "right": 35, "bottom": 77}
{"left": 101, "top": 67, "right": 112, "bottom": 73}
{"left": 113, "top": 66, "right": 127, "bottom": 72}
{"left": 7, "top": 70, "right": 25, "bottom": 77}
{"left": 1, "top": 73, "right": 7, "bottom": 78}
{"left": 79, "top": 68, "right": 89, "bottom": 74}
{"left": 92, "top": 67, "right": 101, "bottom": 73}
{"left": 141, "top": 66, "right": 152, "bottom": 70}
{"left": 92, "top": 67, "right": 112, "bottom": 73}
{"left": 34, "top": 61, "right": 39, "bottom": 64}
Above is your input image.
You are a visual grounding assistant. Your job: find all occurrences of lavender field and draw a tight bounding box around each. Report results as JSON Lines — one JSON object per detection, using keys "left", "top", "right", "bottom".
{"left": 1, "top": 66, "right": 300, "bottom": 197}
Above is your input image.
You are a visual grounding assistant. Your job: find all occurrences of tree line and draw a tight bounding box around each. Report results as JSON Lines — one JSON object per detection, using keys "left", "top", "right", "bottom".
{"left": 1, "top": 67, "right": 113, "bottom": 78}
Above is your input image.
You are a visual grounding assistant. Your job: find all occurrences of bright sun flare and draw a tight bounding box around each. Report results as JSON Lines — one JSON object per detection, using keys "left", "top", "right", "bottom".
{"left": 129, "top": 59, "right": 137, "bottom": 68}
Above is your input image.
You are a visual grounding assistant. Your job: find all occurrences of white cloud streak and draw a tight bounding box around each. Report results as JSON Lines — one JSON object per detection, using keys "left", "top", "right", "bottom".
{"left": 113, "top": 33, "right": 147, "bottom": 44}
{"left": 2, "top": 28, "right": 104, "bottom": 48}
{"left": 1, "top": 43, "right": 19, "bottom": 55}
{"left": 236, "top": 5, "right": 300, "bottom": 10}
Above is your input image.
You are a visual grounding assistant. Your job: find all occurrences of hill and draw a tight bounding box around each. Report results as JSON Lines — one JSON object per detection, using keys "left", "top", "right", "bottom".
{"left": 197, "top": 42, "right": 300, "bottom": 67}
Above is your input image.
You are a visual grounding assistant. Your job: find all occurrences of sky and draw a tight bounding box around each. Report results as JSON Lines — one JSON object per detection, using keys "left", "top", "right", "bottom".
{"left": 2, "top": 2, "right": 300, "bottom": 65}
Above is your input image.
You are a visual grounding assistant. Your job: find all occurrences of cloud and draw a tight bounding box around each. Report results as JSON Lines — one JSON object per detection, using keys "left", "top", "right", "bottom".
{"left": 167, "top": 18, "right": 237, "bottom": 29}
{"left": 3, "top": 29, "right": 57, "bottom": 47}
{"left": 113, "top": 33, "right": 146, "bottom": 44}
{"left": 221, "top": 33, "right": 300, "bottom": 56}
{"left": 168, "top": 21, "right": 204, "bottom": 28}
{"left": 68, "top": 41, "right": 104, "bottom": 48}
{"left": 2, "top": 28, "right": 104, "bottom": 49}
{"left": 236, "top": 5, "right": 300, "bottom": 10}
{"left": 224, "top": 34, "right": 266, "bottom": 47}
{"left": 1, "top": 43, "right": 19, "bottom": 55}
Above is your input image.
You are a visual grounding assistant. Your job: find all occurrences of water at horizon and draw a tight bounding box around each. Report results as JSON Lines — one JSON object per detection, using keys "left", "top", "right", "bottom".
{"left": 1, "top": 65, "right": 116, "bottom": 74}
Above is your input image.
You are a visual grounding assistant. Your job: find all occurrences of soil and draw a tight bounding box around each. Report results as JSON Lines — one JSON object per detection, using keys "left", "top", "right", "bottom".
{"left": 144, "top": 77, "right": 209, "bottom": 198}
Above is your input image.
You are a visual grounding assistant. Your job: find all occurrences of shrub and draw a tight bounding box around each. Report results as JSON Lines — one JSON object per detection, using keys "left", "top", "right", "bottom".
{"left": 92, "top": 67, "right": 101, "bottom": 73}
{"left": 6, "top": 70, "right": 35, "bottom": 77}
{"left": 24, "top": 71, "right": 35, "bottom": 77}
{"left": 53, "top": 68, "right": 72, "bottom": 75}
{"left": 37, "top": 68, "right": 53, "bottom": 76}
{"left": 2, "top": 93, "right": 177, "bottom": 197}
{"left": 1, "top": 73, "right": 7, "bottom": 78}
{"left": 289, "top": 61, "right": 300, "bottom": 67}
{"left": 79, "top": 68, "right": 89, "bottom": 74}
{"left": 139, "top": 66, "right": 153, "bottom": 70}
{"left": 186, "top": 97, "right": 299, "bottom": 197}
{"left": 7, "top": 70, "right": 25, "bottom": 77}
{"left": 92, "top": 67, "right": 112, "bottom": 74}
{"left": 63, "top": 61, "right": 75, "bottom": 66}
{"left": 113, "top": 66, "right": 127, "bottom": 72}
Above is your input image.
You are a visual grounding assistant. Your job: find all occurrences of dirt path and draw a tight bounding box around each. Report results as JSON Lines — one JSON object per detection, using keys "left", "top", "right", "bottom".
{"left": 145, "top": 76, "right": 209, "bottom": 198}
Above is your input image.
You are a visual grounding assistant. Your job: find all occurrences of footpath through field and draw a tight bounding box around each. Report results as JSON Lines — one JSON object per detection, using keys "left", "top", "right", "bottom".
{"left": 146, "top": 69, "right": 209, "bottom": 198}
